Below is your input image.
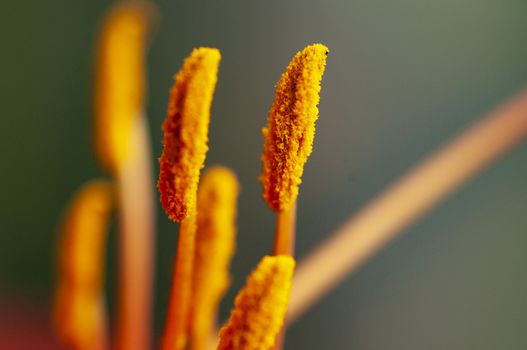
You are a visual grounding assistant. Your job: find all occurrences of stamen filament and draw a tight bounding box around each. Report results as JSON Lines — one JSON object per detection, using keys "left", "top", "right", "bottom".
{"left": 273, "top": 201, "right": 297, "bottom": 256}
{"left": 115, "top": 115, "right": 156, "bottom": 350}
{"left": 163, "top": 215, "right": 197, "bottom": 350}
{"left": 93, "top": 2, "right": 158, "bottom": 349}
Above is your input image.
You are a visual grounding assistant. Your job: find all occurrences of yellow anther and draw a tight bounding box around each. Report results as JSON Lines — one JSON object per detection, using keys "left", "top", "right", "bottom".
{"left": 261, "top": 44, "right": 329, "bottom": 211}
{"left": 190, "top": 166, "right": 239, "bottom": 350}
{"left": 217, "top": 255, "right": 295, "bottom": 350}
{"left": 158, "top": 48, "right": 221, "bottom": 222}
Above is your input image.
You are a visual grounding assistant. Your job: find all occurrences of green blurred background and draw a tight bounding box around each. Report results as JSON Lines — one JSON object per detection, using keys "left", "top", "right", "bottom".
{"left": 2, "top": 0, "right": 527, "bottom": 349}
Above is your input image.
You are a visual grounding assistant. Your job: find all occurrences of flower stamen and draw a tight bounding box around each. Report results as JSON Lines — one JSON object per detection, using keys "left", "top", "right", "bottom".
{"left": 160, "top": 48, "right": 221, "bottom": 350}
{"left": 217, "top": 256, "right": 295, "bottom": 350}
{"left": 190, "top": 166, "right": 239, "bottom": 350}
{"left": 53, "top": 181, "right": 113, "bottom": 350}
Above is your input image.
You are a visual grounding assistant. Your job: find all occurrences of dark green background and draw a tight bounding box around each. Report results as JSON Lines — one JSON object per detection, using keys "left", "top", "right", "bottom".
{"left": 2, "top": 0, "right": 527, "bottom": 349}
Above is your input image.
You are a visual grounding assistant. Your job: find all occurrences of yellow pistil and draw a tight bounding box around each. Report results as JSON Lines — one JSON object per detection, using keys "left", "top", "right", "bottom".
{"left": 261, "top": 43, "right": 329, "bottom": 212}
{"left": 217, "top": 256, "right": 295, "bottom": 350}
{"left": 93, "top": 0, "right": 155, "bottom": 173}
{"left": 190, "top": 166, "right": 239, "bottom": 350}
{"left": 53, "top": 180, "right": 113, "bottom": 350}
{"left": 158, "top": 48, "right": 221, "bottom": 222}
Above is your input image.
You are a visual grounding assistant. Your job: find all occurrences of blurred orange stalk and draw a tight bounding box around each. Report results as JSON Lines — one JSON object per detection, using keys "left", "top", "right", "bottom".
{"left": 287, "top": 89, "right": 527, "bottom": 323}
{"left": 93, "top": 2, "right": 157, "bottom": 349}
{"left": 189, "top": 167, "right": 239, "bottom": 350}
{"left": 115, "top": 115, "right": 156, "bottom": 350}
{"left": 54, "top": 181, "right": 113, "bottom": 350}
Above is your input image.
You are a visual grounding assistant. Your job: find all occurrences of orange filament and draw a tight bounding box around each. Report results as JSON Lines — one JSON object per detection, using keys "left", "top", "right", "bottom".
{"left": 53, "top": 181, "right": 113, "bottom": 350}
{"left": 93, "top": 0, "right": 156, "bottom": 173}
{"left": 158, "top": 48, "right": 221, "bottom": 222}
{"left": 273, "top": 201, "right": 297, "bottom": 256}
{"left": 113, "top": 115, "right": 157, "bottom": 350}
{"left": 217, "top": 256, "right": 295, "bottom": 350}
{"left": 261, "top": 44, "right": 329, "bottom": 211}
{"left": 162, "top": 215, "right": 197, "bottom": 350}
{"left": 190, "top": 166, "right": 239, "bottom": 350}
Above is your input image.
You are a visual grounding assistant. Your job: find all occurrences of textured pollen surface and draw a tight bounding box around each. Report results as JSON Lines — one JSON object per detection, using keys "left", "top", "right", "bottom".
{"left": 158, "top": 48, "right": 221, "bottom": 222}
{"left": 53, "top": 181, "right": 113, "bottom": 349}
{"left": 190, "top": 166, "right": 239, "bottom": 350}
{"left": 217, "top": 256, "right": 295, "bottom": 350}
{"left": 261, "top": 44, "right": 328, "bottom": 211}
{"left": 94, "top": 1, "right": 154, "bottom": 173}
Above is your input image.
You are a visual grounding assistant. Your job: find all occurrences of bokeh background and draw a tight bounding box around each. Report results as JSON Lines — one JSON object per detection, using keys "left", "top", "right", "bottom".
{"left": 2, "top": 0, "right": 527, "bottom": 349}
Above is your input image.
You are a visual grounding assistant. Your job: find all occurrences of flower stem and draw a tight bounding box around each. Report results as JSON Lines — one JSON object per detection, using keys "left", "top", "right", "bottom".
{"left": 287, "top": 89, "right": 527, "bottom": 324}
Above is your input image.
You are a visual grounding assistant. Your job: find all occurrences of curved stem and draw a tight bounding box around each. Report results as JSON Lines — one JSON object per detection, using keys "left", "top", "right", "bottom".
{"left": 287, "top": 89, "right": 527, "bottom": 324}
